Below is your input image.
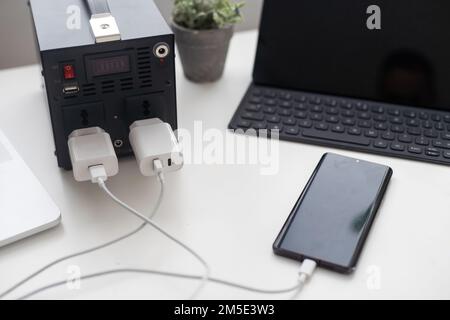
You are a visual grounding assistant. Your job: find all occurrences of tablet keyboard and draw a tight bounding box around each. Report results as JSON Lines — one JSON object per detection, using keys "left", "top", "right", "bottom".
{"left": 229, "top": 84, "right": 450, "bottom": 165}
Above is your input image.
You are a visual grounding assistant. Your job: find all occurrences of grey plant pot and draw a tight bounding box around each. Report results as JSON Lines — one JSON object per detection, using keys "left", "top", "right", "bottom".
{"left": 172, "top": 22, "right": 234, "bottom": 83}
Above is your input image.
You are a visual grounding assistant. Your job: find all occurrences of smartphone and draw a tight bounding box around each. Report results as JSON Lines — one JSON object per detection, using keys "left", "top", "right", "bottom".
{"left": 273, "top": 153, "right": 393, "bottom": 273}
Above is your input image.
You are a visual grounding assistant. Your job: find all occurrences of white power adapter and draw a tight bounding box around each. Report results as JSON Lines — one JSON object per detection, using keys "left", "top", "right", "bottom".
{"left": 68, "top": 127, "right": 119, "bottom": 182}
{"left": 129, "top": 118, "right": 183, "bottom": 176}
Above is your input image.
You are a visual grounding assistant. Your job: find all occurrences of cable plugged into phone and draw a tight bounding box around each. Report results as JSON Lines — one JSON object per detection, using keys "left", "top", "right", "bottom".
{"left": 0, "top": 123, "right": 317, "bottom": 300}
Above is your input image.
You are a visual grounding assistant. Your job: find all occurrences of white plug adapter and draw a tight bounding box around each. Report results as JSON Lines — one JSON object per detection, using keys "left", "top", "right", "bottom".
{"left": 68, "top": 127, "right": 119, "bottom": 182}
{"left": 129, "top": 118, "right": 183, "bottom": 176}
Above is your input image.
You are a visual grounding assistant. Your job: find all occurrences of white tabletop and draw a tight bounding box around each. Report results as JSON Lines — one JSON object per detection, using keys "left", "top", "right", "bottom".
{"left": 0, "top": 30, "right": 449, "bottom": 300}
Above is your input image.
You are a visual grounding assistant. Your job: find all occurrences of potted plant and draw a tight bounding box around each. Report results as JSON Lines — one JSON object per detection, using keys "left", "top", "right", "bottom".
{"left": 172, "top": 0, "right": 245, "bottom": 83}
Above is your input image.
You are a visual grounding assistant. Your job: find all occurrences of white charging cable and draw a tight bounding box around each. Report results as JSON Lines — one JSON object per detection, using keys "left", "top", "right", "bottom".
{"left": 89, "top": 161, "right": 211, "bottom": 300}
{"left": 0, "top": 122, "right": 318, "bottom": 300}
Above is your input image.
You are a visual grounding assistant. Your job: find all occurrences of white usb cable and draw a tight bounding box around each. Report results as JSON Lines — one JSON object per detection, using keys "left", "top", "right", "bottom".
{"left": 0, "top": 122, "right": 317, "bottom": 300}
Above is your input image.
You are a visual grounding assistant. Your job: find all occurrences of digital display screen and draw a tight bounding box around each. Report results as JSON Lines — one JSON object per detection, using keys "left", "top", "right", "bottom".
{"left": 89, "top": 55, "right": 131, "bottom": 77}
{"left": 255, "top": 0, "right": 450, "bottom": 111}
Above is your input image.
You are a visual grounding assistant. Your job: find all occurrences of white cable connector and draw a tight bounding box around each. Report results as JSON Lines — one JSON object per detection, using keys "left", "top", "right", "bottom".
{"left": 291, "top": 259, "right": 317, "bottom": 300}
{"left": 129, "top": 118, "right": 183, "bottom": 177}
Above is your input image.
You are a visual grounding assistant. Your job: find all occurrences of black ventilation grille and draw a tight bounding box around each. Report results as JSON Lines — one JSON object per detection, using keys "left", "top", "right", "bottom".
{"left": 137, "top": 47, "right": 153, "bottom": 88}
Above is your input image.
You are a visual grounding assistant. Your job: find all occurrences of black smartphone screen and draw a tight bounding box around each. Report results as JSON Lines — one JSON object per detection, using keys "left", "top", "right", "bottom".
{"left": 273, "top": 153, "right": 392, "bottom": 273}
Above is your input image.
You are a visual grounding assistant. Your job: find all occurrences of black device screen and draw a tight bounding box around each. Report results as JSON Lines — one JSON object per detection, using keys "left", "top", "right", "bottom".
{"left": 273, "top": 153, "right": 392, "bottom": 273}
{"left": 89, "top": 55, "right": 131, "bottom": 77}
{"left": 254, "top": 0, "right": 450, "bottom": 111}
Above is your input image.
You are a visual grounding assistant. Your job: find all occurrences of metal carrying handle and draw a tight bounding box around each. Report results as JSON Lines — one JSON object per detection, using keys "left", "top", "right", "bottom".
{"left": 84, "top": 0, "right": 121, "bottom": 43}
{"left": 85, "top": 0, "right": 111, "bottom": 17}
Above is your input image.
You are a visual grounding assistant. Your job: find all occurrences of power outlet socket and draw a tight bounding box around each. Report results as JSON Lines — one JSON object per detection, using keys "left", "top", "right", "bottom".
{"left": 125, "top": 93, "right": 166, "bottom": 124}
{"left": 63, "top": 102, "right": 106, "bottom": 136}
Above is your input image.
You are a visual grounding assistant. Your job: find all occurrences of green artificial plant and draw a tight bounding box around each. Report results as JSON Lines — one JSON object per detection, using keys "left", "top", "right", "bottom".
{"left": 173, "top": 0, "right": 245, "bottom": 30}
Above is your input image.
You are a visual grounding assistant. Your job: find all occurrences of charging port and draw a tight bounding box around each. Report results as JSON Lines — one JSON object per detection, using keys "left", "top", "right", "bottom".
{"left": 168, "top": 158, "right": 172, "bottom": 167}
{"left": 63, "top": 85, "right": 80, "bottom": 95}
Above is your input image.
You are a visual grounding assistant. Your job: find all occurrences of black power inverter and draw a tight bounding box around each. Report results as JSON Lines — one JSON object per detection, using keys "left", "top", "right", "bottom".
{"left": 29, "top": 0, "right": 177, "bottom": 169}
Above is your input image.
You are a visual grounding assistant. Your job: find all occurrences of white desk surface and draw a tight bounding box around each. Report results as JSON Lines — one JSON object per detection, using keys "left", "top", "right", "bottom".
{"left": 0, "top": 30, "right": 449, "bottom": 300}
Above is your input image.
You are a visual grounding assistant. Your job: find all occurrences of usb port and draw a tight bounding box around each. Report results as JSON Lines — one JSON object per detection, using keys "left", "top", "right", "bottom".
{"left": 63, "top": 85, "right": 80, "bottom": 95}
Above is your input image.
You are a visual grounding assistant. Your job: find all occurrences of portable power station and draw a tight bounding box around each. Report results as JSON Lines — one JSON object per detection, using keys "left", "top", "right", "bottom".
{"left": 29, "top": 0, "right": 177, "bottom": 169}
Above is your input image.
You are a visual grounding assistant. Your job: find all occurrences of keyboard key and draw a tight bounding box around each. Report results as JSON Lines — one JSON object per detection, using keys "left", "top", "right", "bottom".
{"left": 294, "top": 95, "right": 307, "bottom": 102}
{"left": 398, "top": 134, "right": 412, "bottom": 143}
{"left": 268, "top": 124, "right": 283, "bottom": 132}
{"left": 382, "top": 131, "right": 396, "bottom": 141}
{"left": 391, "top": 143, "right": 405, "bottom": 151}
{"left": 325, "top": 107, "right": 339, "bottom": 115}
{"left": 391, "top": 125, "right": 404, "bottom": 133}
{"left": 407, "top": 127, "right": 422, "bottom": 136}
{"left": 302, "top": 130, "right": 370, "bottom": 146}
{"left": 444, "top": 151, "right": 450, "bottom": 159}
{"left": 388, "top": 109, "right": 401, "bottom": 116}
{"left": 249, "top": 97, "right": 262, "bottom": 104}
{"left": 294, "top": 111, "right": 307, "bottom": 119}
{"left": 342, "top": 118, "right": 356, "bottom": 126}
{"left": 263, "top": 106, "right": 276, "bottom": 114}
{"left": 372, "top": 106, "right": 385, "bottom": 114}
{"left": 237, "top": 120, "right": 251, "bottom": 128}
{"left": 433, "top": 140, "right": 450, "bottom": 149}
{"left": 408, "top": 146, "right": 423, "bottom": 154}
{"left": 253, "top": 122, "right": 266, "bottom": 130}
{"left": 278, "top": 109, "right": 292, "bottom": 117}
{"left": 252, "top": 90, "right": 262, "bottom": 97}
{"left": 358, "top": 112, "right": 371, "bottom": 120}
{"left": 279, "top": 93, "right": 292, "bottom": 101}
{"left": 419, "top": 112, "right": 429, "bottom": 120}
{"left": 242, "top": 112, "right": 264, "bottom": 121}
{"left": 295, "top": 103, "right": 307, "bottom": 111}
{"left": 326, "top": 116, "right": 339, "bottom": 123}
{"left": 315, "top": 123, "right": 329, "bottom": 131}
{"left": 424, "top": 130, "right": 438, "bottom": 138}
{"left": 435, "top": 122, "right": 445, "bottom": 131}
{"left": 298, "top": 120, "right": 312, "bottom": 128}
{"left": 442, "top": 133, "right": 450, "bottom": 140}
{"left": 283, "top": 118, "right": 297, "bottom": 126}
{"left": 422, "top": 121, "right": 433, "bottom": 129}
{"left": 365, "top": 129, "right": 378, "bottom": 138}
{"left": 356, "top": 103, "right": 369, "bottom": 111}
{"left": 406, "top": 119, "right": 420, "bottom": 127}
{"left": 374, "top": 123, "right": 388, "bottom": 131}
{"left": 374, "top": 141, "right": 388, "bottom": 149}
{"left": 374, "top": 115, "right": 387, "bottom": 122}
{"left": 311, "top": 105, "right": 323, "bottom": 113}
{"left": 342, "top": 102, "right": 353, "bottom": 110}
{"left": 280, "top": 101, "right": 293, "bottom": 109}
{"left": 310, "top": 97, "right": 322, "bottom": 105}
{"left": 285, "top": 126, "right": 299, "bottom": 135}
{"left": 431, "top": 114, "right": 441, "bottom": 122}
{"left": 332, "top": 125, "right": 345, "bottom": 133}
{"left": 246, "top": 104, "right": 262, "bottom": 112}
{"left": 325, "top": 99, "right": 337, "bottom": 107}
{"left": 425, "top": 148, "right": 440, "bottom": 157}
{"left": 389, "top": 117, "right": 403, "bottom": 124}
{"left": 264, "top": 91, "right": 276, "bottom": 98}
{"left": 264, "top": 99, "right": 277, "bottom": 106}
{"left": 310, "top": 114, "right": 323, "bottom": 121}
{"left": 403, "top": 111, "right": 416, "bottom": 118}
{"left": 348, "top": 128, "right": 362, "bottom": 136}
{"left": 358, "top": 120, "right": 372, "bottom": 128}
{"left": 416, "top": 137, "right": 430, "bottom": 146}
{"left": 444, "top": 115, "right": 450, "bottom": 123}
{"left": 342, "top": 110, "right": 355, "bottom": 118}
{"left": 267, "top": 115, "right": 280, "bottom": 123}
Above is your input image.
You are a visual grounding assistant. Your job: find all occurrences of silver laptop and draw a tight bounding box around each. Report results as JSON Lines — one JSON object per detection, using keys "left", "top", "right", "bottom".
{"left": 0, "top": 130, "right": 60, "bottom": 247}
